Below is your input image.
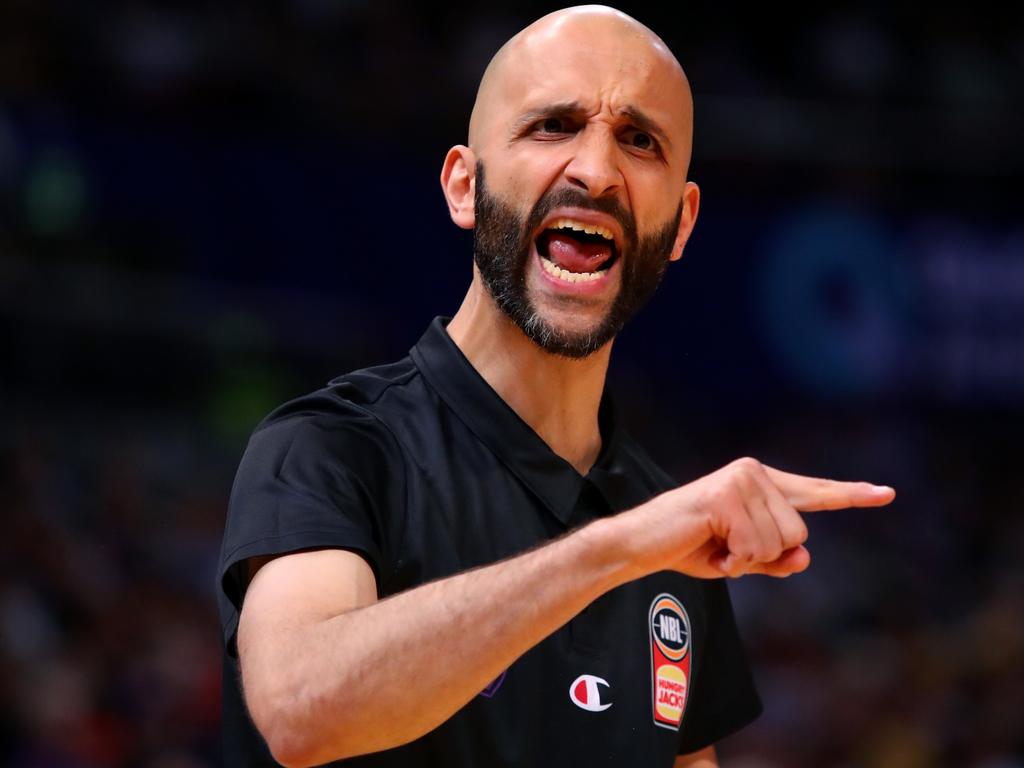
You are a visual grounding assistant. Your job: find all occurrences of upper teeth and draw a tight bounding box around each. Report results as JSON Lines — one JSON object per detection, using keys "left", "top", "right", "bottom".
{"left": 546, "top": 218, "right": 615, "bottom": 242}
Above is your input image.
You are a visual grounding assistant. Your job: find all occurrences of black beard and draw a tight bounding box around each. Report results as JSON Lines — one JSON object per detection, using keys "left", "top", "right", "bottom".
{"left": 472, "top": 161, "right": 682, "bottom": 359}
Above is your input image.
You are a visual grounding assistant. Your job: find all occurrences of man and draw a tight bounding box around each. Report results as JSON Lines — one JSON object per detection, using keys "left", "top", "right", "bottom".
{"left": 217, "top": 6, "right": 896, "bottom": 767}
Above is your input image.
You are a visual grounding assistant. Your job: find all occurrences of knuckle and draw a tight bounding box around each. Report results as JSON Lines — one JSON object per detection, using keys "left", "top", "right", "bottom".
{"left": 726, "top": 457, "right": 765, "bottom": 494}
{"left": 782, "top": 519, "right": 809, "bottom": 547}
{"left": 797, "top": 520, "right": 809, "bottom": 544}
{"left": 731, "top": 456, "right": 763, "bottom": 475}
{"left": 703, "top": 482, "right": 740, "bottom": 512}
{"left": 731, "top": 544, "right": 755, "bottom": 563}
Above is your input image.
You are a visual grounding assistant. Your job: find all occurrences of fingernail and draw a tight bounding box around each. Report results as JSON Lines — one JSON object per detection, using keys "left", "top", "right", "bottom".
{"left": 871, "top": 485, "right": 893, "bottom": 494}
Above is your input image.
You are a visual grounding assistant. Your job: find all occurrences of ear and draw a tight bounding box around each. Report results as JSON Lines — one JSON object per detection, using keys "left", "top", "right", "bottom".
{"left": 668, "top": 181, "right": 700, "bottom": 262}
{"left": 440, "top": 145, "right": 477, "bottom": 230}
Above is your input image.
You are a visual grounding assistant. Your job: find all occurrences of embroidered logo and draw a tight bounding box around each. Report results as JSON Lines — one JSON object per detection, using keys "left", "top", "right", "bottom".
{"left": 569, "top": 674, "right": 612, "bottom": 712}
{"left": 649, "top": 593, "right": 691, "bottom": 730}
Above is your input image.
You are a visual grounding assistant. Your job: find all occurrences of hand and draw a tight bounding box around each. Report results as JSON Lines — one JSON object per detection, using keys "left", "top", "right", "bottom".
{"left": 629, "top": 457, "right": 896, "bottom": 579}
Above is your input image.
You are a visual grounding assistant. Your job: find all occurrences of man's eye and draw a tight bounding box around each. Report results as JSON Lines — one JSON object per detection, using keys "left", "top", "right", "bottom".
{"left": 538, "top": 117, "right": 566, "bottom": 133}
{"left": 625, "top": 129, "right": 655, "bottom": 151}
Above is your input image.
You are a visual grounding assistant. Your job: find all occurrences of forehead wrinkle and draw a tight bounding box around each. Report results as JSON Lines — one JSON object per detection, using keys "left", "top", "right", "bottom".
{"left": 508, "top": 100, "right": 589, "bottom": 135}
{"left": 507, "top": 98, "right": 674, "bottom": 155}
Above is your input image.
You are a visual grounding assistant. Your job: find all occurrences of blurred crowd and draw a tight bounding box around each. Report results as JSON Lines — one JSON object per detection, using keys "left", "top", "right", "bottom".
{"left": 1, "top": 414, "right": 223, "bottom": 766}
{"left": 1, "top": 1, "right": 1022, "bottom": 766}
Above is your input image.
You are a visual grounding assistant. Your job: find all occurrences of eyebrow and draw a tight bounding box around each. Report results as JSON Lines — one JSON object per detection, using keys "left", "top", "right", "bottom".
{"left": 511, "top": 100, "right": 673, "bottom": 152}
{"left": 618, "top": 105, "right": 672, "bottom": 153}
{"left": 510, "top": 100, "right": 585, "bottom": 134}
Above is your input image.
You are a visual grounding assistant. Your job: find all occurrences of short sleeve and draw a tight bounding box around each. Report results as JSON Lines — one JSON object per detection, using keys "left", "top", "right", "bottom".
{"left": 677, "top": 580, "right": 763, "bottom": 754}
{"left": 216, "top": 394, "right": 406, "bottom": 658}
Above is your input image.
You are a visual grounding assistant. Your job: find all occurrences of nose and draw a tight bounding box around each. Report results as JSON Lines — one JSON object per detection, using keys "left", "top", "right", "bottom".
{"left": 563, "top": 126, "right": 624, "bottom": 199}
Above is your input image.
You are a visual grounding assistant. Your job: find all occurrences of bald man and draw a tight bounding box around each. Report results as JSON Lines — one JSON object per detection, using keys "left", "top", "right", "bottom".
{"left": 217, "top": 6, "right": 895, "bottom": 767}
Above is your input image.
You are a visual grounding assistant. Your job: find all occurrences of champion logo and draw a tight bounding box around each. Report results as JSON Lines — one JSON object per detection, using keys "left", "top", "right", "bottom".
{"left": 569, "top": 674, "right": 612, "bottom": 712}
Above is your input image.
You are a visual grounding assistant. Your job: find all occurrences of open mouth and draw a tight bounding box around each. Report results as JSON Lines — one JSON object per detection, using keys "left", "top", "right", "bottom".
{"left": 535, "top": 219, "right": 620, "bottom": 283}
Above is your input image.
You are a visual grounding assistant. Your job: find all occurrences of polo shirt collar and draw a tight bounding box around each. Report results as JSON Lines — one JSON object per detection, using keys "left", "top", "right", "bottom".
{"left": 410, "top": 316, "right": 631, "bottom": 526}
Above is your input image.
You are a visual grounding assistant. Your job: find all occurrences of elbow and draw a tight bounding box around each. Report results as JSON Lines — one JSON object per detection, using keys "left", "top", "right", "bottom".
{"left": 258, "top": 711, "right": 328, "bottom": 768}
{"left": 250, "top": 702, "right": 319, "bottom": 767}
{"left": 250, "top": 691, "right": 360, "bottom": 767}
{"left": 266, "top": 735, "right": 316, "bottom": 768}
{"left": 266, "top": 728, "right": 361, "bottom": 768}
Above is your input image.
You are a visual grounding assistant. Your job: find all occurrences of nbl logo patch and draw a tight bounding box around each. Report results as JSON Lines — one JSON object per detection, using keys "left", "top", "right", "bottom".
{"left": 648, "top": 593, "right": 691, "bottom": 730}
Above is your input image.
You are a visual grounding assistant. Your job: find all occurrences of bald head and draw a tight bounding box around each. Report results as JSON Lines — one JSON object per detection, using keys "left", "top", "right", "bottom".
{"left": 440, "top": 5, "right": 703, "bottom": 361}
{"left": 467, "top": 5, "right": 693, "bottom": 167}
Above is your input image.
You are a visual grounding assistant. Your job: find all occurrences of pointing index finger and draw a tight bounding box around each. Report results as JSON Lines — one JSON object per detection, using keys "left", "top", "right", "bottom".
{"left": 761, "top": 465, "right": 896, "bottom": 512}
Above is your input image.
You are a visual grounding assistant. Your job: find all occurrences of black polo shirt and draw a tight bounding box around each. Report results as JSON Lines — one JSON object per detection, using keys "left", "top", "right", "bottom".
{"left": 217, "top": 316, "right": 762, "bottom": 767}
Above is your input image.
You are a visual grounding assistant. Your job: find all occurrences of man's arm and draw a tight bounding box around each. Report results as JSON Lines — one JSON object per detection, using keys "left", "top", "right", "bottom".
{"left": 239, "top": 518, "right": 626, "bottom": 765}
{"left": 238, "top": 458, "right": 894, "bottom": 766}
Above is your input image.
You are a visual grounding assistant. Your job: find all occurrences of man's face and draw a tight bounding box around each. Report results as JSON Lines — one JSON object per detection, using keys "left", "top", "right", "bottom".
{"left": 473, "top": 160, "right": 681, "bottom": 358}
{"left": 464, "top": 11, "right": 696, "bottom": 359}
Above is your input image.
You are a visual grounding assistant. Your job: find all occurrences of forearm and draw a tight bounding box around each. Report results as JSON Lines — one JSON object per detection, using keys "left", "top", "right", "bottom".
{"left": 245, "top": 453, "right": 867, "bottom": 765}
{"left": 249, "top": 515, "right": 639, "bottom": 765}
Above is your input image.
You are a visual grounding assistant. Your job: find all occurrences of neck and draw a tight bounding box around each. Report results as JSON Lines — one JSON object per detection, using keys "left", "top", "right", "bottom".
{"left": 446, "top": 274, "right": 611, "bottom": 476}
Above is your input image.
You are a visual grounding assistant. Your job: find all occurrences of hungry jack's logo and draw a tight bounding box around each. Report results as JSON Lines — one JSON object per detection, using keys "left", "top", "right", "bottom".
{"left": 648, "top": 593, "right": 691, "bottom": 730}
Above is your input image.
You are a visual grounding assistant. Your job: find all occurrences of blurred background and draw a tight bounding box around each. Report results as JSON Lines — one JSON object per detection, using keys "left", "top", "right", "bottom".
{"left": 1, "top": 1, "right": 1022, "bottom": 766}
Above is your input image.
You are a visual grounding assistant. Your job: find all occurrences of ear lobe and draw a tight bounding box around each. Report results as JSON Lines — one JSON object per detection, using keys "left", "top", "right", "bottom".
{"left": 668, "top": 181, "right": 700, "bottom": 262}
{"left": 440, "top": 146, "right": 477, "bottom": 230}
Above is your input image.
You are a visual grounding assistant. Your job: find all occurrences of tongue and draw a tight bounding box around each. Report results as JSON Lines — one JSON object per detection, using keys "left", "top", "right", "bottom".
{"left": 544, "top": 232, "right": 613, "bottom": 273}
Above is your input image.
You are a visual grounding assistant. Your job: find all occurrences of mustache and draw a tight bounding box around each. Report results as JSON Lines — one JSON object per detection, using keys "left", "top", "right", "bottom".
{"left": 525, "top": 187, "right": 638, "bottom": 248}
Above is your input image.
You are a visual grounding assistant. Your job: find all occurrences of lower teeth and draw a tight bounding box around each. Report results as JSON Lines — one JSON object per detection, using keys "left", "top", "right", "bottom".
{"left": 540, "top": 256, "right": 604, "bottom": 283}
